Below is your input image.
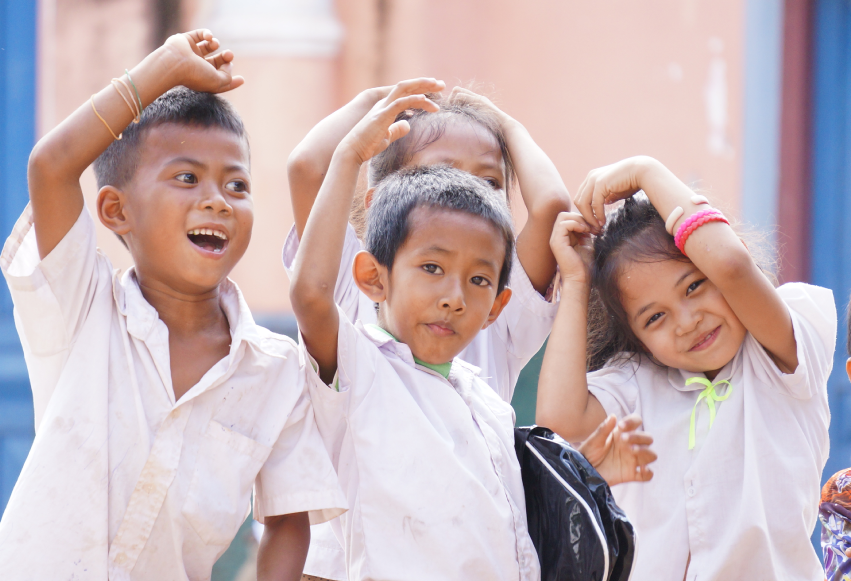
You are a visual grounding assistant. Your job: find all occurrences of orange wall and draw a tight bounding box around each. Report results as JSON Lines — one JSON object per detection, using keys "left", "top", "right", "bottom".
{"left": 40, "top": 0, "right": 746, "bottom": 316}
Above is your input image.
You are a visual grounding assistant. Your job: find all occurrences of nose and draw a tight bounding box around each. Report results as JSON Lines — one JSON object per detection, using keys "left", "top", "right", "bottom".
{"left": 439, "top": 276, "right": 466, "bottom": 313}
{"left": 674, "top": 305, "right": 702, "bottom": 337}
{"left": 198, "top": 184, "right": 233, "bottom": 216}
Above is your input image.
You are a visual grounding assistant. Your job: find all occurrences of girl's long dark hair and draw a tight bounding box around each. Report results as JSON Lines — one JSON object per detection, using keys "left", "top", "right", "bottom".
{"left": 586, "top": 197, "right": 688, "bottom": 371}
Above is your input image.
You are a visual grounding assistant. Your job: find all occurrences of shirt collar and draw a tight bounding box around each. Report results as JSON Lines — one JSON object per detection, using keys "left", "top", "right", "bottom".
{"left": 114, "top": 268, "right": 266, "bottom": 355}
{"left": 666, "top": 341, "right": 745, "bottom": 392}
{"left": 361, "top": 323, "right": 454, "bottom": 379}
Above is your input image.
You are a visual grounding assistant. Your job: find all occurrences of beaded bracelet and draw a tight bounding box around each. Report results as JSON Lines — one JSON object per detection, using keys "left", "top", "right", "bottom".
{"left": 674, "top": 209, "right": 729, "bottom": 256}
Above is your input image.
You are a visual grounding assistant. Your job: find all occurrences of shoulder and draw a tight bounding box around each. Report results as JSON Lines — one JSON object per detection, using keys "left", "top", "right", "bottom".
{"left": 776, "top": 282, "right": 837, "bottom": 340}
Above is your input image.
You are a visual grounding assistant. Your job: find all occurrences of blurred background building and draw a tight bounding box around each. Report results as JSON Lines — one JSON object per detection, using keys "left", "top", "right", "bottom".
{"left": 0, "top": 0, "right": 846, "bottom": 578}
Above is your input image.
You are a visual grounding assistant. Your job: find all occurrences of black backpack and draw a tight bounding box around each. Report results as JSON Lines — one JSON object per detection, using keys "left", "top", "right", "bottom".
{"left": 515, "top": 426, "right": 636, "bottom": 581}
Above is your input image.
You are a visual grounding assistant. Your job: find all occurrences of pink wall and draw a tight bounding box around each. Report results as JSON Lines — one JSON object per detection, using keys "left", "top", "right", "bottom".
{"left": 39, "top": 0, "right": 747, "bottom": 316}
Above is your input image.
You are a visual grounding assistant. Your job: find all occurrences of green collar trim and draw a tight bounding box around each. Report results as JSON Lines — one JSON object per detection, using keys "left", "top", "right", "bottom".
{"left": 366, "top": 324, "right": 452, "bottom": 379}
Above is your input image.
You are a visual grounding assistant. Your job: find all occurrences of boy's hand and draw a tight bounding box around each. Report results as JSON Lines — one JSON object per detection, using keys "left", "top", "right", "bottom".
{"left": 549, "top": 211, "right": 593, "bottom": 286}
{"left": 573, "top": 156, "right": 661, "bottom": 233}
{"left": 162, "top": 29, "right": 244, "bottom": 94}
{"left": 448, "top": 86, "right": 511, "bottom": 125}
{"left": 578, "top": 414, "right": 656, "bottom": 486}
{"left": 340, "top": 78, "right": 445, "bottom": 165}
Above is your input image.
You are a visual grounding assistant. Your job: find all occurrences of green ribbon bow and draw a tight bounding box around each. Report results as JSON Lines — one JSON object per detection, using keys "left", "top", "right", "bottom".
{"left": 687, "top": 377, "right": 733, "bottom": 450}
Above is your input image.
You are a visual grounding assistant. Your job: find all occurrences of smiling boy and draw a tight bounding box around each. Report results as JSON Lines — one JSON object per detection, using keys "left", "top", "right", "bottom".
{"left": 0, "top": 30, "right": 345, "bottom": 580}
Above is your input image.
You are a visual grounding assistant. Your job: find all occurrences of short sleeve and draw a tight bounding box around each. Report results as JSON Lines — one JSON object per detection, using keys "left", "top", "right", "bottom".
{"left": 746, "top": 282, "right": 837, "bottom": 400}
{"left": 587, "top": 361, "right": 642, "bottom": 418}
{"left": 478, "top": 250, "right": 558, "bottom": 399}
{"left": 253, "top": 386, "right": 348, "bottom": 525}
{"left": 0, "top": 205, "right": 112, "bottom": 426}
{"left": 299, "top": 306, "right": 380, "bottom": 464}
{"left": 283, "top": 223, "right": 374, "bottom": 324}
{"left": 1, "top": 204, "right": 107, "bottom": 352}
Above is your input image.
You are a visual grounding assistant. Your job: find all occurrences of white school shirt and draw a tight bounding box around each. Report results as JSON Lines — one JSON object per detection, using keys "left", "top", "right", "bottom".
{"left": 283, "top": 223, "right": 557, "bottom": 580}
{"left": 303, "top": 311, "right": 541, "bottom": 581}
{"left": 0, "top": 206, "right": 347, "bottom": 581}
{"left": 587, "top": 283, "right": 835, "bottom": 581}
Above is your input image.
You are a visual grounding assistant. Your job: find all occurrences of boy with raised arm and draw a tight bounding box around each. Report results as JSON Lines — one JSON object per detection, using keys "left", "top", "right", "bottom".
{"left": 290, "top": 81, "right": 656, "bottom": 581}
{"left": 0, "top": 30, "right": 345, "bottom": 580}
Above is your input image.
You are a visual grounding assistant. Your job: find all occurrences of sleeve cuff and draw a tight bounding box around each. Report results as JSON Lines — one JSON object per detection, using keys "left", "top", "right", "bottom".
{"left": 253, "top": 487, "right": 348, "bottom": 526}
{"left": 507, "top": 250, "right": 559, "bottom": 319}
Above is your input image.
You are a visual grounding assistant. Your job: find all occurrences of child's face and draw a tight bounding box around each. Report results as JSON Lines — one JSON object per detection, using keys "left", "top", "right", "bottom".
{"left": 619, "top": 258, "right": 747, "bottom": 378}
{"left": 374, "top": 206, "right": 510, "bottom": 364}
{"left": 407, "top": 119, "right": 506, "bottom": 192}
{"left": 117, "top": 124, "right": 253, "bottom": 294}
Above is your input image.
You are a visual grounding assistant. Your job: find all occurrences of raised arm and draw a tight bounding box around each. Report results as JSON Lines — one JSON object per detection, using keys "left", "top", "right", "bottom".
{"left": 536, "top": 212, "right": 608, "bottom": 440}
{"left": 287, "top": 87, "right": 393, "bottom": 239}
{"left": 27, "top": 29, "right": 243, "bottom": 259}
{"left": 449, "top": 87, "right": 572, "bottom": 294}
{"left": 574, "top": 156, "right": 797, "bottom": 372}
{"left": 289, "top": 80, "right": 442, "bottom": 383}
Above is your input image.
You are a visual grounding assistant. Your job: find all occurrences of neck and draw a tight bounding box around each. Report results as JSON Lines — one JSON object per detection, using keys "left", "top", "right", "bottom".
{"left": 136, "top": 274, "right": 229, "bottom": 338}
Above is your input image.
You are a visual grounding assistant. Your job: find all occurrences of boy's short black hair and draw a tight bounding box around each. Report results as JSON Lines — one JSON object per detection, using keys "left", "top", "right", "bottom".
{"left": 93, "top": 86, "right": 247, "bottom": 190}
{"left": 365, "top": 165, "right": 514, "bottom": 293}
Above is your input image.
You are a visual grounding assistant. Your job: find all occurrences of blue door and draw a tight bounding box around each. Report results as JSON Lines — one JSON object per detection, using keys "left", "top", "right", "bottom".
{"left": 0, "top": 0, "right": 37, "bottom": 514}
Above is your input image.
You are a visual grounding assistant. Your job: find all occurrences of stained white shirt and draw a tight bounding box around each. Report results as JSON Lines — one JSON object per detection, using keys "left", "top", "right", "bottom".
{"left": 303, "top": 311, "right": 541, "bottom": 581}
{"left": 587, "top": 283, "right": 835, "bottom": 581}
{"left": 283, "top": 223, "right": 557, "bottom": 579}
{"left": 0, "top": 206, "right": 347, "bottom": 581}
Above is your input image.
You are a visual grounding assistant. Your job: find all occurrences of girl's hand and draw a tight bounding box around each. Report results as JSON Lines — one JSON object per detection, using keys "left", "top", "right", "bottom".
{"left": 574, "top": 156, "right": 660, "bottom": 233}
{"left": 578, "top": 414, "right": 656, "bottom": 486}
{"left": 340, "top": 78, "right": 445, "bottom": 165}
{"left": 162, "top": 29, "right": 245, "bottom": 94}
{"left": 549, "top": 211, "right": 593, "bottom": 286}
{"left": 448, "top": 86, "right": 512, "bottom": 125}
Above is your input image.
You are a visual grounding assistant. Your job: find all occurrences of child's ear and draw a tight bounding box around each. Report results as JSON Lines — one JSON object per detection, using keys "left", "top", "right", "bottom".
{"left": 845, "top": 358, "right": 851, "bottom": 383}
{"left": 352, "top": 250, "right": 388, "bottom": 303}
{"left": 482, "top": 288, "right": 512, "bottom": 329}
{"left": 96, "top": 186, "right": 131, "bottom": 237}
{"left": 364, "top": 187, "right": 376, "bottom": 210}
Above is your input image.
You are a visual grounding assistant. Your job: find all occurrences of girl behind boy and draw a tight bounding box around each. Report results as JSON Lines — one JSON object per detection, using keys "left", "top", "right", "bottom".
{"left": 536, "top": 156, "right": 836, "bottom": 581}
{"left": 287, "top": 84, "right": 569, "bottom": 581}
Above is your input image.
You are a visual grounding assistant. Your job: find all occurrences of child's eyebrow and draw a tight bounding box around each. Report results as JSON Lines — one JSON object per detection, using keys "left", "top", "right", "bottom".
{"left": 633, "top": 302, "right": 655, "bottom": 323}
{"left": 164, "top": 157, "right": 249, "bottom": 174}
{"left": 675, "top": 267, "right": 699, "bottom": 287}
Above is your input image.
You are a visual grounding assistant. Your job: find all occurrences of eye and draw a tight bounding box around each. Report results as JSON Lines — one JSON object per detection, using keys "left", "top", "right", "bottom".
{"left": 422, "top": 264, "right": 443, "bottom": 275}
{"left": 483, "top": 177, "right": 502, "bottom": 190}
{"left": 644, "top": 312, "right": 663, "bottom": 328}
{"left": 686, "top": 279, "right": 706, "bottom": 295}
{"left": 471, "top": 276, "right": 492, "bottom": 287}
{"left": 176, "top": 172, "right": 197, "bottom": 184}
{"left": 226, "top": 179, "right": 249, "bottom": 194}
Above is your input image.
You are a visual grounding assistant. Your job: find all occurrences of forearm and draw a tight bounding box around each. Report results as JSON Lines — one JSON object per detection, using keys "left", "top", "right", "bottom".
{"left": 536, "top": 281, "right": 604, "bottom": 440}
{"left": 502, "top": 119, "right": 571, "bottom": 293}
{"left": 256, "top": 513, "right": 310, "bottom": 581}
{"left": 289, "top": 88, "right": 387, "bottom": 238}
{"left": 29, "top": 45, "right": 183, "bottom": 257}
{"left": 290, "top": 149, "right": 362, "bottom": 377}
{"left": 637, "top": 158, "right": 796, "bottom": 368}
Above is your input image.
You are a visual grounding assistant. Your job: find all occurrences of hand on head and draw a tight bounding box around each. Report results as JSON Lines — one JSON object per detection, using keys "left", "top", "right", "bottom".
{"left": 573, "top": 157, "right": 653, "bottom": 233}
{"left": 447, "top": 87, "right": 510, "bottom": 125}
{"left": 341, "top": 78, "right": 445, "bottom": 165}
{"left": 163, "top": 29, "right": 245, "bottom": 94}
{"left": 577, "top": 414, "right": 656, "bottom": 486}
{"left": 549, "top": 211, "right": 594, "bottom": 286}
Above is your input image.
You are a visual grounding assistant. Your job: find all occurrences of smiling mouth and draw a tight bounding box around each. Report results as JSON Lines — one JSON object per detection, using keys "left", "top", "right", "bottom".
{"left": 187, "top": 228, "right": 228, "bottom": 254}
{"left": 690, "top": 326, "right": 721, "bottom": 352}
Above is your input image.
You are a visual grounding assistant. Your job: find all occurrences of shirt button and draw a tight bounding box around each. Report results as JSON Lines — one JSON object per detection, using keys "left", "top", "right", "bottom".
{"left": 687, "top": 486, "right": 696, "bottom": 497}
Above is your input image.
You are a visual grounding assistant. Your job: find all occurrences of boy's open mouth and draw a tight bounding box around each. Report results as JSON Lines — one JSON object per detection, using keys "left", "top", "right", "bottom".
{"left": 187, "top": 228, "right": 228, "bottom": 254}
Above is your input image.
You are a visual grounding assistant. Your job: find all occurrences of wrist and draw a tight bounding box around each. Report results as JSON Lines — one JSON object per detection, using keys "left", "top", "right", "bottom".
{"left": 559, "top": 277, "right": 590, "bottom": 301}
{"left": 330, "top": 144, "right": 366, "bottom": 171}
{"left": 133, "top": 46, "right": 185, "bottom": 103}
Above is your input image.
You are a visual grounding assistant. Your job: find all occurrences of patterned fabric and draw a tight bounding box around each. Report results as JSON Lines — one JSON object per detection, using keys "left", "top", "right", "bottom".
{"left": 821, "top": 468, "right": 851, "bottom": 580}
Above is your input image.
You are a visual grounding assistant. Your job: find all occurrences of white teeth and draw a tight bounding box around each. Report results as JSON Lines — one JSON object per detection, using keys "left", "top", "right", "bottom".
{"left": 188, "top": 228, "right": 228, "bottom": 241}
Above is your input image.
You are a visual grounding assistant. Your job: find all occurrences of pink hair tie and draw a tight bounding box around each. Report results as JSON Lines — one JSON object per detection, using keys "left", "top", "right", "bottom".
{"left": 674, "top": 209, "right": 729, "bottom": 256}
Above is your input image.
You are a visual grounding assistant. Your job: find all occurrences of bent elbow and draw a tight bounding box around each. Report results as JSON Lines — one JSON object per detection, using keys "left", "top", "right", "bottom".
{"left": 527, "top": 189, "right": 572, "bottom": 221}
